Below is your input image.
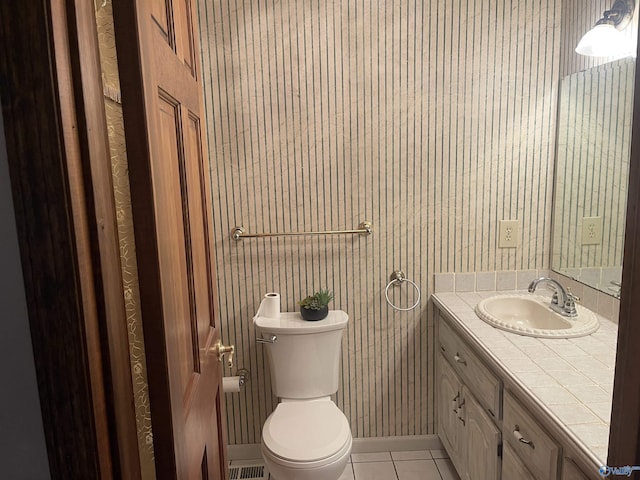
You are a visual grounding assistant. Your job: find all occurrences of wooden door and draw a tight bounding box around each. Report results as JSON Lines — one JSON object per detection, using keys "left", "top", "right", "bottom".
{"left": 112, "top": 1, "right": 228, "bottom": 478}
{"left": 464, "top": 386, "right": 501, "bottom": 480}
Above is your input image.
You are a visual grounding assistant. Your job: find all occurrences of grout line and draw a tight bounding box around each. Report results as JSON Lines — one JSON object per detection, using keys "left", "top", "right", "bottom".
{"left": 231, "top": 450, "right": 454, "bottom": 480}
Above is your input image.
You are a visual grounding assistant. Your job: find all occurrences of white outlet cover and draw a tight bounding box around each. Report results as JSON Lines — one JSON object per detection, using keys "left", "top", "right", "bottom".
{"left": 499, "top": 220, "right": 520, "bottom": 248}
{"left": 582, "top": 216, "right": 603, "bottom": 246}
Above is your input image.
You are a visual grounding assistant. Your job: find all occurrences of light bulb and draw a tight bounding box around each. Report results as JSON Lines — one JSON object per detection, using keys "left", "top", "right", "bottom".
{"left": 575, "top": 23, "right": 631, "bottom": 57}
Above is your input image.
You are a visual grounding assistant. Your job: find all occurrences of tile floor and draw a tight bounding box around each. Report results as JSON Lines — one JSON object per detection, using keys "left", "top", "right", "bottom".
{"left": 344, "top": 450, "right": 460, "bottom": 480}
{"left": 231, "top": 449, "right": 461, "bottom": 480}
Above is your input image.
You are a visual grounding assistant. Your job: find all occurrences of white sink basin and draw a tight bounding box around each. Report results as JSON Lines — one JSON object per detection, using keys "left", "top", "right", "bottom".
{"left": 475, "top": 294, "right": 599, "bottom": 338}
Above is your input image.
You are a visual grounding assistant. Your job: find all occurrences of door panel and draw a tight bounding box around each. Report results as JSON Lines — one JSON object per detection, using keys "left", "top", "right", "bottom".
{"left": 437, "top": 353, "right": 465, "bottom": 469}
{"left": 464, "top": 386, "right": 501, "bottom": 480}
{"left": 150, "top": 0, "right": 171, "bottom": 44}
{"left": 112, "top": 0, "right": 227, "bottom": 478}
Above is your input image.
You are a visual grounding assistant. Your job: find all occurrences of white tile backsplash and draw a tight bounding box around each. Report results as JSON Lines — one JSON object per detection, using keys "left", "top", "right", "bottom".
{"left": 434, "top": 274, "right": 455, "bottom": 293}
{"left": 475, "top": 272, "right": 496, "bottom": 291}
{"left": 516, "top": 270, "right": 539, "bottom": 290}
{"left": 454, "top": 273, "right": 475, "bottom": 292}
{"left": 496, "top": 271, "right": 517, "bottom": 290}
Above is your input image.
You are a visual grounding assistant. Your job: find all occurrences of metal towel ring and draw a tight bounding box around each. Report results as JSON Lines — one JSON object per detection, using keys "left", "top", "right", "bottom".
{"left": 385, "top": 270, "right": 421, "bottom": 311}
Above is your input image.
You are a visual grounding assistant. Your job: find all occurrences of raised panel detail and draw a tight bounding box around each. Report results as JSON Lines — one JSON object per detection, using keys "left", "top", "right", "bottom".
{"left": 150, "top": 0, "right": 172, "bottom": 45}
{"left": 437, "top": 353, "right": 465, "bottom": 474}
{"left": 155, "top": 93, "right": 196, "bottom": 401}
{"left": 464, "top": 386, "right": 501, "bottom": 480}
{"left": 184, "top": 112, "right": 214, "bottom": 348}
{"left": 503, "top": 443, "right": 536, "bottom": 480}
{"left": 561, "top": 457, "right": 590, "bottom": 480}
{"left": 173, "top": 0, "right": 196, "bottom": 75}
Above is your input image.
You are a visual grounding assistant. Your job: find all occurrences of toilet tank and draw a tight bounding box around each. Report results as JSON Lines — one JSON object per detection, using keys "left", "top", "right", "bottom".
{"left": 254, "top": 310, "right": 348, "bottom": 399}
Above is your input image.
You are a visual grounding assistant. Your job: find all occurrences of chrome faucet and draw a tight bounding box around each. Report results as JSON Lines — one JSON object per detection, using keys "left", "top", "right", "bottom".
{"left": 527, "top": 277, "right": 578, "bottom": 317}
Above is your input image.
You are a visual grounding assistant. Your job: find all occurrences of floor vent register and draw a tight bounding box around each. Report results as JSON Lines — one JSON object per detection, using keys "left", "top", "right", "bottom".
{"left": 228, "top": 464, "right": 267, "bottom": 480}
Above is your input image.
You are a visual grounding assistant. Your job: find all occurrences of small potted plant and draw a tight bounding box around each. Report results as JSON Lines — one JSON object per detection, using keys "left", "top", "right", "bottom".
{"left": 298, "top": 288, "right": 334, "bottom": 321}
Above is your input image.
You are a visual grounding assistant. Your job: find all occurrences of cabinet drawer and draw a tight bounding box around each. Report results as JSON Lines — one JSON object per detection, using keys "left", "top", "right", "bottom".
{"left": 438, "top": 317, "right": 501, "bottom": 418}
{"left": 503, "top": 390, "right": 560, "bottom": 480}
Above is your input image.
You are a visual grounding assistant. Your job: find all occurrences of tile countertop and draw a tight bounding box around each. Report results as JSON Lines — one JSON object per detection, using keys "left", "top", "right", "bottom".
{"left": 432, "top": 290, "right": 618, "bottom": 465}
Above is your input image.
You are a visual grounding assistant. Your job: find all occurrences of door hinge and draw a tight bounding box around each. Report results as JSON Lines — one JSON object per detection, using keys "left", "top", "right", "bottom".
{"left": 497, "top": 443, "right": 503, "bottom": 458}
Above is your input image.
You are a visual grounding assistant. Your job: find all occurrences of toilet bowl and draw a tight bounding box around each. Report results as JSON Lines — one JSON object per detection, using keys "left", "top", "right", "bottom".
{"left": 254, "top": 308, "right": 352, "bottom": 480}
{"left": 261, "top": 399, "right": 352, "bottom": 480}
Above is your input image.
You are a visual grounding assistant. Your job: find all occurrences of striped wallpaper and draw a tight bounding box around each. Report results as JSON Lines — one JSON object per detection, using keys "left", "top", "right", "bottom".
{"left": 552, "top": 58, "right": 634, "bottom": 288}
{"left": 197, "top": 0, "right": 561, "bottom": 444}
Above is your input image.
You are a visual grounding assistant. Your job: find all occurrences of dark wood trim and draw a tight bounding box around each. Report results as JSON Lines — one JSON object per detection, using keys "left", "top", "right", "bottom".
{"left": 608, "top": 39, "right": 640, "bottom": 472}
{"left": 63, "top": 1, "right": 143, "bottom": 478}
{"left": 0, "top": 1, "right": 139, "bottom": 478}
{"left": 111, "top": 0, "right": 179, "bottom": 474}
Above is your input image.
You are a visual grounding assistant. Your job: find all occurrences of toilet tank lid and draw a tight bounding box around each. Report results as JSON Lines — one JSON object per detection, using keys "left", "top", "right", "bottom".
{"left": 254, "top": 310, "right": 348, "bottom": 334}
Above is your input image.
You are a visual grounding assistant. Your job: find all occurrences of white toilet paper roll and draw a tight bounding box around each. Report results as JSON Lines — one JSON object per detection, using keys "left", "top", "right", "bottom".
{"left": 223, "top": 376, "right": 241, "bottom": 393}
{"left": 257, "top": 292, "right": 280, "bottom": 318}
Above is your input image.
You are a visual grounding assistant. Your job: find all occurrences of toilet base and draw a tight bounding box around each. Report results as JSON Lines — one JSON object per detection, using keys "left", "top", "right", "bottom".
{"left": 261, "top": 440, "right": 351, "bottom": 480}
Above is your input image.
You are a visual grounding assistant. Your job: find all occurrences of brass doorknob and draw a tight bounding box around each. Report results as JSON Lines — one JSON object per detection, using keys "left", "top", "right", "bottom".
{"left": 211, "top": 339, "right": 235, "bottom": 368}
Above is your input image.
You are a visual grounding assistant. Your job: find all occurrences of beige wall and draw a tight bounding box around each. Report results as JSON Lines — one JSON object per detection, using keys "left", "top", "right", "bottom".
{"left": 198, "top": 0, "right": 561, "bottom": 444}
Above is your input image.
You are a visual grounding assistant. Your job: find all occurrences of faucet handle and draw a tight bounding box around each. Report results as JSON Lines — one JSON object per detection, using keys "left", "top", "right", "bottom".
{"left": 566, "top": 287, "right": 580, "bottom": 303}
{"left": 563, "top": 288, "right": 579, "bottom": 316}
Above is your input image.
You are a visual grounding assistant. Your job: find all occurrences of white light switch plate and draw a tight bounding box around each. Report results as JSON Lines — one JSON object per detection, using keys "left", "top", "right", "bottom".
{"left": 582, "top": 216, "right": 603, "bottom": 245}
{"left": 499, "top": 220, "right": 520, "bottom": 248}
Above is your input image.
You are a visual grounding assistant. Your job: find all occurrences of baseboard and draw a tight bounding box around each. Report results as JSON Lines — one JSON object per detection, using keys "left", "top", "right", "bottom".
{"left": 228, "top": 443, "right": 263, "bottom": 461}
{"left": 350, "top": 435, "right": 442, "bottom": 453}
{"left": 228, "top": 435, "right": 442, "bottom": 460}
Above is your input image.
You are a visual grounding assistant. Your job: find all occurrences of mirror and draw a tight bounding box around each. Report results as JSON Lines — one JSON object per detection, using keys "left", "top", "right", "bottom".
{"left": 552, "top": 58, "right": 635, "bottom": 297}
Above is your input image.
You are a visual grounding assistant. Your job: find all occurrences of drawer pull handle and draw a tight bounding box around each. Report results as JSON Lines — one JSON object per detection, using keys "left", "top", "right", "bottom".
{"left": 452, "top": 393, "right": 460, "bottom": 413}
{"left": 454, "top": 354, "right": 467, "bottom": 365}
{"left": 513, "top": 425, "right": 535, "bottom": 449}
{"left": 457, "top": 400, "right": 466, "bottom": 425}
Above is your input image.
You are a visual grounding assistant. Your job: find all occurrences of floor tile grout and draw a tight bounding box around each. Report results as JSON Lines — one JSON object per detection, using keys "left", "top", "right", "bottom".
{"left": 235, "top": 448, "right": 458, "bottom": 480}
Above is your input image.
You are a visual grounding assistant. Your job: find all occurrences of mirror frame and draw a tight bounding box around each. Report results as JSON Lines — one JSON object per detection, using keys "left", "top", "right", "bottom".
{"left": 609, "top": 47, "right": 640, "bottom": 467}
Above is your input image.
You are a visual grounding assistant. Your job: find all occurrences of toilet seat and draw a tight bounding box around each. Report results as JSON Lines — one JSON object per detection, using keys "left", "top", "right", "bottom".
{"left": 262, "top": 400, "right": 352, "bottom": 467}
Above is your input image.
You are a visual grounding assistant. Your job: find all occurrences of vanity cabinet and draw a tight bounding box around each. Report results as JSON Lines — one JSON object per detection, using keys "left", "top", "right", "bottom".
{"left": 562, "top": 458, "right": 591, "bottom": 480}
{"left": 437, "top": 353, "right": 465, "bottom": 464}
{"left": 503, "top": 389, "right": 560, "bottom": 480}
{"left": 435, "top": 309, "right": 604, "bottom": 480}
{"left": 502, "top": 443, "right": 536, "bottom": 480}
{"left": 437, "top": 328, "right": 501, "bottom": 480}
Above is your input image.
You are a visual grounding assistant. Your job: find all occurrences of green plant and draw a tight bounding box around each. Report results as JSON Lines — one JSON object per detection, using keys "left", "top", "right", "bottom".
{"left": 298, "top": 288, "right": 334, "bottom": 310}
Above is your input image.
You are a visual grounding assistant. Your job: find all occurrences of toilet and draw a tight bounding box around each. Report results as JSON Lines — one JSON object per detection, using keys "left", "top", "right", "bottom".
{"left": 254, "top": 309, "right": 352, "bottom": 480}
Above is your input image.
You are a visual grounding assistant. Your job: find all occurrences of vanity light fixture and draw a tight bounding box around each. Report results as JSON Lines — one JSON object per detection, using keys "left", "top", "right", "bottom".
{"left": 575, "top": 0, "right": 636, "bottom": 57}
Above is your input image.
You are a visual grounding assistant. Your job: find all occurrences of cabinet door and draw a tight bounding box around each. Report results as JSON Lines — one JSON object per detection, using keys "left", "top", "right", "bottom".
{"left": 464, "top": 386, "right": 501, "bottom": 480}
{"left": 437, "top": 353, "right": 465, "bottom": 470}
{"left": 503, "top": 443, "right": 536, "bottom": 480}
{"left": 562, "top": 457, "right": 590, "bottom": 480}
